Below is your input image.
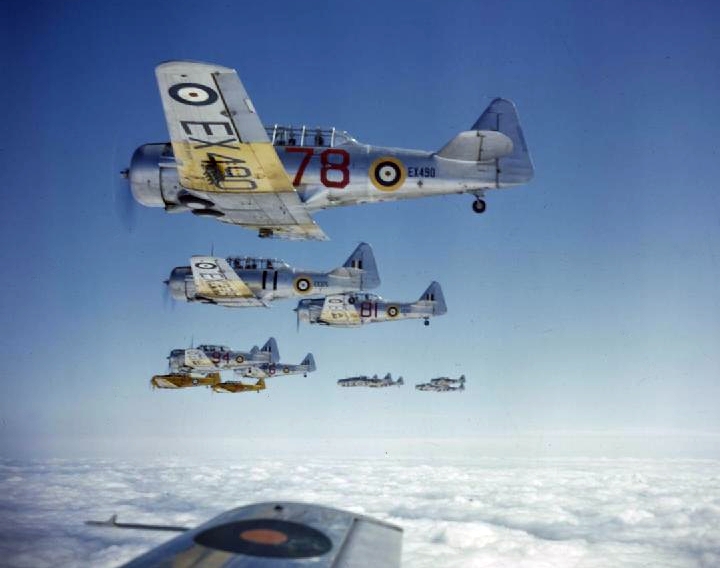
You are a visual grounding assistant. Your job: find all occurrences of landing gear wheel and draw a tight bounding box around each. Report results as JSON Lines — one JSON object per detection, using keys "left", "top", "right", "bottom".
{"left": 424, "top": 319, "right": 430, "bottom": 326}
{"left": 472, "top": 198, "right": 487, "bottom": 214}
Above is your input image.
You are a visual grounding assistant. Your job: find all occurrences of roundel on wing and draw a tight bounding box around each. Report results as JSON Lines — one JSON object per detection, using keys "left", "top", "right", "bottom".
{"left": 195, "top": 261, "right": 217, "bottom": 270}
{"left": 386, "top": 305, "right": 400, "bottom": 318}
{"left": 370, "top": 157, "right": 407, "bottom": 191}
{"left": 168, "top": 83, "right": 219, "bottom": 106}
{"left": 293, "top": 276, "right": 313, "bottom": 294}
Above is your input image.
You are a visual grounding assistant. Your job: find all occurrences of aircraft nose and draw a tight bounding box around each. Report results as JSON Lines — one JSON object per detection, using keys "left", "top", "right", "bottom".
{"left": 168, "top": 267, "right": 192, "bottom": 301}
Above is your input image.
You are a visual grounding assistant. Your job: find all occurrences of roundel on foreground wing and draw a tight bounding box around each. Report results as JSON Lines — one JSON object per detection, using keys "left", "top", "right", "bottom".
{"left": 168, "top": 83, "right": 219, "bottom": 106}
{"left": 370, "top": 157, "right": 407, "bottom": 191}
{"left": 293, "top": 276, "right": 313, "bottom": 294}
{"left": 194, "top": 519, "right": 332, "bottom": 558}
{"left": 194, "top": 261, "right": 217, "bottom": 270}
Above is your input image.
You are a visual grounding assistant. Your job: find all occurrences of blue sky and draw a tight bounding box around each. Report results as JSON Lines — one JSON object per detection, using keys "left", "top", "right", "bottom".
{"left": 1, "top": 0, "right": 719, "bottom": 459}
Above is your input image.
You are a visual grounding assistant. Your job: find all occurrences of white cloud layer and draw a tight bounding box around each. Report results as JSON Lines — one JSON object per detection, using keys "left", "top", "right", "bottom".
{"left": 0, "top": 458, "right": 718, "bottom": 567}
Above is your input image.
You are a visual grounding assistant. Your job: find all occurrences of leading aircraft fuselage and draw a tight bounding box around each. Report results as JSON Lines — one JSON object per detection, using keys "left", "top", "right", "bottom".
{"left": 130, "top": 134, "right": 519, "bottom": 217}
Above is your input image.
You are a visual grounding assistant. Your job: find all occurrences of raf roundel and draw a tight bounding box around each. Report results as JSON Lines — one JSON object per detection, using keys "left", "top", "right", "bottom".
{"left": 386, "top": 305, "right": 400, "bottom": 318}
{"left": 293, "top": 277, "right": 313, "bottom": 294}
{"left": 195, "top": 261, "right": 217, "bottom": 270}
{"left": 370, "top": 156, "right": 407, "bottom": 191}
{"left": 168, "top": 83, "right": 219, "bottom": 106}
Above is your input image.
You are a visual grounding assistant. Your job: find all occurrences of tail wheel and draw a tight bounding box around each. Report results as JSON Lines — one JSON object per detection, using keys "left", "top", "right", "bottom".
{"left": 472, "top": 198, "right": 487, "bottom": 214}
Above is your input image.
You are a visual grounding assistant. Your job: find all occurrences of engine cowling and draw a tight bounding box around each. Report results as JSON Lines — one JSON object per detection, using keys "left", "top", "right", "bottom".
{"left": 128, "top": 143, "right": 179, "bottom": 207}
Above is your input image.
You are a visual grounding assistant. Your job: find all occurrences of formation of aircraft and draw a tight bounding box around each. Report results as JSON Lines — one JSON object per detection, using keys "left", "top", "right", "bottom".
{"left": 127, "top": 60, "right": 533, "bottom": 240}
{"left": 337, "top": 373, "right": 404, "bottom": 388}
{"left": 296, "top": 282, "right": 446, "bottom": 327}
{"left": 166, "top": 243, "right": 380, "bottom": 307}
{"left": 415, "top": 375, "right": 466, "bottom": 392}
{"left": 87, "top": 501, "right": 402, "bottom": 567}
{"left": 150, "top": 339, "right": 316, "bottom": 392}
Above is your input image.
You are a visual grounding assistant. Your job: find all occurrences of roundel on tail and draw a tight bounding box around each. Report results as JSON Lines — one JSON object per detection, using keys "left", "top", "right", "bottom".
{"left": 370, "top": 157, "right": 406, "bottom": 191}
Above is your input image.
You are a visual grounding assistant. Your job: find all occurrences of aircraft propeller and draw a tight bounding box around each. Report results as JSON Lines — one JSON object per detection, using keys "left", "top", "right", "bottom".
{"left": 162, "top": 279, "right": 175, "bottom": 310}
{"left": 113, "top": 144, "right": 138, "bottom": 231}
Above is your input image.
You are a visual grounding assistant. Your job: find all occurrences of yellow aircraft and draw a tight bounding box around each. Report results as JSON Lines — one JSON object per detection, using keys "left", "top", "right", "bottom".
{"left": 150, "top": 372, "right": 221, "bottom": 389}
{"left": 212, "top": 378, "right": 266, "bottom": 394}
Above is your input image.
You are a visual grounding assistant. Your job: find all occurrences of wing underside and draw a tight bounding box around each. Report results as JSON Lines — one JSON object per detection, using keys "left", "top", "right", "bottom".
{"left": 156, "top": 61, "right": 327, "bottom": 240}
{"left": 189, "top": 256, "right": 264, "bottom": 307}
{"left": 320, "top": 296, "right": 361, "bottom": 325}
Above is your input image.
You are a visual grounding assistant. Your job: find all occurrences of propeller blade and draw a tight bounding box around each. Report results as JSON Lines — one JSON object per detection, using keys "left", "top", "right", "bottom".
{"left": 113, "top": 145, "right": 137, "bottom": 231}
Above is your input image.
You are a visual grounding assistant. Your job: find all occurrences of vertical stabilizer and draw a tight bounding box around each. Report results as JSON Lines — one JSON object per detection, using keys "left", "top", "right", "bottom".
{"left": 418, "top": 282, "right": 447, "bottom": 315}
{"left": 341, "top": 242, "right": 380, "bottom": 290}
{"left": 472, "top": 98, "right": 534, "bottom": 186}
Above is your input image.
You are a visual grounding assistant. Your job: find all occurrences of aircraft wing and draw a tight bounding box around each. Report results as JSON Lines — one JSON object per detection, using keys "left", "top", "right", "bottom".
{"left": 184, "top": 349, "right": 214, "bottom": 369}
{"left": 319, "top": 295, "right": 361, "bottom": 325}
{"left": 156, "top": 61, "right": 328, "bottom": 241}
{"left": 189, "top": 256, "right": 265, "bottom": 307}
{"left": 119, "top": 501, "right": 402, "bottom": 567}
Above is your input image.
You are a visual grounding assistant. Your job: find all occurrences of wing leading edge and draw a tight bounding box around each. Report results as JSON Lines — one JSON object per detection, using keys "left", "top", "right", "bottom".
{"left": 156, "top": 61, "right": 327, "bottom": 240}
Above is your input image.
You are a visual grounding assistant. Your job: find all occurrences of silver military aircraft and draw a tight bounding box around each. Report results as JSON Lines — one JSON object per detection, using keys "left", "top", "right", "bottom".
{"left": 167, "top": 243, "right": 379, "bottom": 307}
{"left": 87, "top": 501, "right": 403, "bottom": 567}
{"left": 127, "top": 60, "right": 534, "bottom": 240}
{"left": 236, "top": 353, "right": 316, "bottom": 379}
{"left": 150, "top": 338, "right": 279, "bottom": 389}
{"left": 337, "top": 373, "right": 404, "bottom": 387}
{"left": 415, "top": 375, "right": 466, "bottom": 392}
{"left": 296, "top": 282, "right": 446, "bottom": 327}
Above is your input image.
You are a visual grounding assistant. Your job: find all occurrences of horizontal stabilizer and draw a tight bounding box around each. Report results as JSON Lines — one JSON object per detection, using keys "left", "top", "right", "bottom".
{"left": 437, "top": 130, "right": 513, "bottom": 162}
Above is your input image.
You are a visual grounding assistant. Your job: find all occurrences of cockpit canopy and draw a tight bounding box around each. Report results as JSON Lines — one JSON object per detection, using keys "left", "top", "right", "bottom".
{"left": 197, "top": 344, "right": 229, "bottom": 352}
{"left": 226, "top": 257, "right": 290, "bottom": 270}
{"left": 265, "top": 125, "right": 356, "bottom": 148}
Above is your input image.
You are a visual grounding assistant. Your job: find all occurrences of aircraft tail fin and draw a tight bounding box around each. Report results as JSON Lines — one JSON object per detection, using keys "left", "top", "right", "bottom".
{"left": 338, "top": 242, "right": 381, "bottom": 290}
{"left": 383, "top": 373, "right": 392, "bottom": 382}
{"left": 261, "top": 337, "right": 280, "bottom": 363}
{"left": 418, "top": 281, "right": 447, "bottom": 315}
{"left": 301, "top": 353, "right": 316, "bottom": 372}
{"left": 470, "top": 98, "right": 534, "bottom": 186}
{"left": 397, "top": 377, "right": 404, "bottom": 386}
{"left": 459, "top": 374, "right": 466, "bottom": 383}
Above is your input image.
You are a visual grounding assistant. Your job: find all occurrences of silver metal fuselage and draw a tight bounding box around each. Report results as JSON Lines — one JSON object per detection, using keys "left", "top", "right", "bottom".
{"left": 168, "top": 264, "right": 366, "bottom": 305}
{"left": 168, "top": 347, "right": 272, "bottom": 374}
{"left": 129, "top": 136, "right": 511, "bottom": 218}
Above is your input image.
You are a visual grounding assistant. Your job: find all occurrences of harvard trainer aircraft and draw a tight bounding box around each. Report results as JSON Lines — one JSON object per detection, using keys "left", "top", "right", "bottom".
{"left": 338, "top": 373, "right": 404, "bottom": 387}
{"left": 150, "top": 338, "right": 279, "bottom": 389}
{"left": 127, "top": 60, "right": 534, "bottom": 240}
{"left": 167, "top": 243, "right": 379, "bottom": 307}
{"left": 415, "top": 375, "right": 466, "bottom": 392}
{"left": 212, "top": 378, "right": 266, "bottom": 394}
{"left": 237, "top": 353, "right": 316, "bottom": 379}
{"left": 296, "top": 282, "right": 446, "bottom": 327}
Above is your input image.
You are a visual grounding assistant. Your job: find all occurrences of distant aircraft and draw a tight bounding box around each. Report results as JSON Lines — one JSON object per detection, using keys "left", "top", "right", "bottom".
{"left": 212, "top": 378, "right": 266, "bottom": 394}
{"left": 87, "top": 501, "right": 402, "bottom": 567}
{"left": 151, "top": 338, "right": 280, "bottom": 389}
{"left": 127, "top": 60, "right": 534, "bottom": 240}
{"left": 338, "top": 373, "right": 404, "bottom": 387}
{"left": 167, "top": 243, "right": 380, "bottom": 307}
{"left": 415, "top": 375, "right": 466, "bottom": 392}
{"left": 238, "top": 353, "right": 316, "bottom": 379}
{"left": 296, "top": 282, "right": 446, "bottom": 327}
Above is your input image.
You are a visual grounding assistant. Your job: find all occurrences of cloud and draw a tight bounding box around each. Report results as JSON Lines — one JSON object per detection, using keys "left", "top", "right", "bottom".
{"left": 0, "top": 458, "right": 718, "bottom": 567}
